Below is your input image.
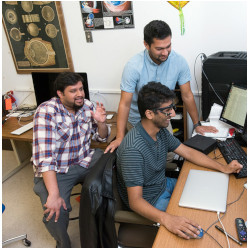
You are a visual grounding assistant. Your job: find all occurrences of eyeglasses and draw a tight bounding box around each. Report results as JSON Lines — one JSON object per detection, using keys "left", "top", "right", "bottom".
{"left": 154, "top": 103, "right": 177, "bottom": 116}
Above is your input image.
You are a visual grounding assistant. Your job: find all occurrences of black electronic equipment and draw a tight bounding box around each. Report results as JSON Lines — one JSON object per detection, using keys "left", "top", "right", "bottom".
{"left": 235, "top": 218, "right": 247, "bottom": 242}
{"left": 183, "top": 134, "right": 217, "bottom": 155}
{"left": 202, "top": 51, "right": 247, "bottom": 121}
{"left": 217, "top": 138, "right": 247, "bottom": 179}
{"left": 32, "top": 72, "right": 89, "bottom": 107}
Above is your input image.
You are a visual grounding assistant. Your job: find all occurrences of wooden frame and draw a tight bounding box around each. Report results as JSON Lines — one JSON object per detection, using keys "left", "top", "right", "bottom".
{"left": 2, "top": 1, "right": 74, "bottom": 73}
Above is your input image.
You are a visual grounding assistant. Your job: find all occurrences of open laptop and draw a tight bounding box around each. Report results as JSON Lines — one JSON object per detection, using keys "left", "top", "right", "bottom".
{"left": 179, "top": 170, "right": 229, "bottom": 213}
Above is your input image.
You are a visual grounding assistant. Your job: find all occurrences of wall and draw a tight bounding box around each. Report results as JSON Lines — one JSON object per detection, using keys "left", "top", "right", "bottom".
{"left": 2, "top": 1, "right": 247, "bottom": 137}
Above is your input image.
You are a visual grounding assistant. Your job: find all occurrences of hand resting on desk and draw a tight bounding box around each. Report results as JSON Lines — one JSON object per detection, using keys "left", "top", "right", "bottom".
{"left": 195, "top": 125, "right": 218, "bottom": 135}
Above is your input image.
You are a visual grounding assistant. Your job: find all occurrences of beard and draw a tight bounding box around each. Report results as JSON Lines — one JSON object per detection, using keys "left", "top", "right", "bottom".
{"left": 153, "top": 116, "right": 170, "bottom": 129}
{"left": 73, "top": 98, "right": 84, "bottom": 111}
{"left": 149, "top": 50, "right": 170, "bottom": 64}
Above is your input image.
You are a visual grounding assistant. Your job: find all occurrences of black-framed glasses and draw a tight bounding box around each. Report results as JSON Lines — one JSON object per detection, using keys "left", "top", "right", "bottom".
{"left": 154, "top": 103, "right": 177, "bottom": 116}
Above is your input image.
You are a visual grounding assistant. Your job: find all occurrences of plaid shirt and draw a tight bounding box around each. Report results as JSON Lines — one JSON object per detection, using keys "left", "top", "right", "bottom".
{"left": 32, "top": 97, "right": 110, "bottom": 177}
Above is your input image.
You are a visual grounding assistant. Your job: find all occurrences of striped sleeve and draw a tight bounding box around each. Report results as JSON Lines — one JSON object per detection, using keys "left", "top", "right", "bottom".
{"left": 119, "top": 148, "right": 144, "bottom": 187}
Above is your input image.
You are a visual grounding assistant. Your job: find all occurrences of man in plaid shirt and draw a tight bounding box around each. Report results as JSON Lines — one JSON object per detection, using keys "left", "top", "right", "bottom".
{"left": 33, "top": 72, "right": 110, "bottom": 248}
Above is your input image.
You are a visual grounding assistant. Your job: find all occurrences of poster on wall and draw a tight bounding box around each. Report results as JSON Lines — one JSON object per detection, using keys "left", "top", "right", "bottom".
{"left": 80, "top": 1, "right": 134, "bottom": 30}
{"left": 2, "top": 1, "right": 74, "bottom": 74}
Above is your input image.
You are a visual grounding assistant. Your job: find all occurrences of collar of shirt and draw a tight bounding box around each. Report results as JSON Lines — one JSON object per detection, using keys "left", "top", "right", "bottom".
{"left": 135, "top": 121, "right": 157, "bottom": 146}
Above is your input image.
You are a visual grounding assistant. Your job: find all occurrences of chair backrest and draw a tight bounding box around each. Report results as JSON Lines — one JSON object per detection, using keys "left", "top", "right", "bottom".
{"left": 112, "top": 166, "right": 127, "bottom": 211}
{"left": 112, "top": 164, "right": 158, "bottom": 248}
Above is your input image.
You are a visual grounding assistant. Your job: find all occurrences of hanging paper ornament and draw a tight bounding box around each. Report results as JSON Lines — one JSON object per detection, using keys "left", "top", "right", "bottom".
{"left": 167, "top": 1, "right": 189, "bottom": 35}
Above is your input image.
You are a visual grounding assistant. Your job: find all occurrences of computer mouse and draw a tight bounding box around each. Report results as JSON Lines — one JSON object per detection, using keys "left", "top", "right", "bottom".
{"left": 183, "top": 227, "right": 204, "bottom": 239}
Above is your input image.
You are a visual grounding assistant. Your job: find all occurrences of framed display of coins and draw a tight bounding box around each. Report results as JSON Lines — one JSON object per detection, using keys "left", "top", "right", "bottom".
{"left": 2, "top": 1, "right": 74, "bottom": 73}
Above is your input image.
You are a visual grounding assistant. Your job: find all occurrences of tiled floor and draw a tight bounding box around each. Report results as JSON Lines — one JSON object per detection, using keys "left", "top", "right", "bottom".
{"left": 2, "top": 150, "right": 81, "bottom": 248}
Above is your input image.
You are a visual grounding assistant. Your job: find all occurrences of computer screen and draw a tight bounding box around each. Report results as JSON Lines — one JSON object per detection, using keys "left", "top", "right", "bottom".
{"left": 220, "top": 84, "right": 247, "bottom": 133}
{"left": 32, "top": 72, "right": 89, "bottom": 107}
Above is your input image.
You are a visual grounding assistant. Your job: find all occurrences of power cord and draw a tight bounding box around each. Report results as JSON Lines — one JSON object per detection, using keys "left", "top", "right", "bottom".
{"left": 200, "top": 58, "right": 225, "bottom": 105}
{"left": 217, "top": 211, "right": 230, "bottom": 248}
{"left": 204, "top": 186, "right": 245, "bottom": 247}
{"left": 193, "top": 53, "right": 203, "bottom": 119}
{"left": 194, "top": 52, "right": 225, "bottom": 120}
{"left": 204, "top": 231, "right": 223, "bottom": 248}
{"left": 89, "top": 90, "right": 107, "bottom": 108}
{"left": 12, "top": 92, "right": 34, "bottom": 112}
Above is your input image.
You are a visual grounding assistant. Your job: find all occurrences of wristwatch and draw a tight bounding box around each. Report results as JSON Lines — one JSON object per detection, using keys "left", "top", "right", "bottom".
{"left": 193, "top": 121, "right": 202, "bottom": 130}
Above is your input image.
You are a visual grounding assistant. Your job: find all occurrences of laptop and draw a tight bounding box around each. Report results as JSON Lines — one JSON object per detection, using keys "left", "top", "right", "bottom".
{"left": 179, "top": 169, "right": 229, "bottom": 213}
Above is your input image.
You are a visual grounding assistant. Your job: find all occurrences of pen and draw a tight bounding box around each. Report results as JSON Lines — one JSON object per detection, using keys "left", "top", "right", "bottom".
{"left": 215, "top": 225, "right": 242, "bottom": 246}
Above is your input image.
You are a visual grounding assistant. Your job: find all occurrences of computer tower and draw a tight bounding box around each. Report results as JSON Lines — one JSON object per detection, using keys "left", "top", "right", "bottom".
{"left": 201, "top": 51, "right": 247, "bottom": 121}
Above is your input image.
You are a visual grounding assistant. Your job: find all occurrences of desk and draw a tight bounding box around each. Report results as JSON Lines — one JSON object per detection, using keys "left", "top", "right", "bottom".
{"left": 2, "top": 112, "right": 117, "bottom": 182}
{"left": 153, "top": 148, "right": 247, "bottom": 248}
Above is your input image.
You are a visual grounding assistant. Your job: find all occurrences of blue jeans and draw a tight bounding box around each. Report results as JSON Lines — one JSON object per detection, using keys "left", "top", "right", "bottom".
{"left": 154, "top": 177, "right": 177, "bottom": 212}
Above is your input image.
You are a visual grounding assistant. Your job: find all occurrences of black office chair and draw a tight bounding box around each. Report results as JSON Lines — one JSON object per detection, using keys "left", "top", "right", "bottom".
{"left": 69, "top": 191, "right": 81, "bottom": 221}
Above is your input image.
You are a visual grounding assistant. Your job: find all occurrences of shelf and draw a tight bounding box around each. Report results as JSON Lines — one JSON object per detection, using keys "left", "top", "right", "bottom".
{"left": 173, "top": 86, "right": 187, "bottom": 142}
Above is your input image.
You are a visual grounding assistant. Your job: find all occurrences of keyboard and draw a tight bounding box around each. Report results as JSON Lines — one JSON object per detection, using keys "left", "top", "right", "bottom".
{"left": 11, "top": 122, "right": 33, "bottom": 135}
{"left": 217, "top": 138, "right": 247, "bottom": 178}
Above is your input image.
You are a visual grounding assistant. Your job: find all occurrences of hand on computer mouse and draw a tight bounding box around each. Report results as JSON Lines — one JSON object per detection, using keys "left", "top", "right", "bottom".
{"left": 162, "top": 214, "right": 202, "bottom": 240}
{"left": 183, "top": 227, "right": 204, "bottom": 239}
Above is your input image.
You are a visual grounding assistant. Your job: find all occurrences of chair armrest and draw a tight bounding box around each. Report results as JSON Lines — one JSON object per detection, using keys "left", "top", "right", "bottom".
{"left": 115, "top": 210, "right": 155, "bottom": 226}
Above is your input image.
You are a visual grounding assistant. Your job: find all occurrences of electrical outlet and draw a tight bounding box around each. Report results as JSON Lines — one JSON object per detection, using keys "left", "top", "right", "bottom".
{"left": 85, "top": 31, "right": 93, "bottom": 43}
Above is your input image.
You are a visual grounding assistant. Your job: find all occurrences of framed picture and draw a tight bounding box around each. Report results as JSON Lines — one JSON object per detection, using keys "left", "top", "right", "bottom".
{"left": 2, "top": 1, "right": 74, "bottom": 73}
{"left": 80, "top": 1, "right": 134, "bottom": 30}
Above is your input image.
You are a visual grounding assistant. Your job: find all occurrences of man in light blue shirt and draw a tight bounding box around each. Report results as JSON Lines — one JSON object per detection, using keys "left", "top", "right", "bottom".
{"left": 105, "top": 20, "right": 217, "bottom": 153}
{"left": 120, "top": 49, "right": 191, "bottom": 125}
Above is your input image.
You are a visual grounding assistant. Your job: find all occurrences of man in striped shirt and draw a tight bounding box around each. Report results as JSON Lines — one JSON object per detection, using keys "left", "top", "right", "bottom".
{"left": 33, "top": 72, "right": 110, "bottom": 247}
{"left": 116, "top": 82, "right": 242, "bottom": 240}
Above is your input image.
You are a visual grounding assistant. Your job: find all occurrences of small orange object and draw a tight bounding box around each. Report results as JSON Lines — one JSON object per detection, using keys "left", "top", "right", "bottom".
{"left": 5, "top": 98, "right": 12, "bottom": 110}
{"left": 75, "top": 195, "right": 81, "bottom": 203}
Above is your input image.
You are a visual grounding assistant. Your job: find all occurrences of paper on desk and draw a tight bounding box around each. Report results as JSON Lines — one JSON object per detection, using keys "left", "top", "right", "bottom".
{"left": 192, "top": 121, "right": 233, "bottom": 140}
{"left": 202, "top": 122, "right": 230, "bottom": 138}
{"left": 208, "top": 103, "right": 223, "bottom": 121}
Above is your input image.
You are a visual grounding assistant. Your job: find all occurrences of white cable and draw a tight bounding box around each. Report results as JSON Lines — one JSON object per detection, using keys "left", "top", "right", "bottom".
{"left": 193, "top": 53, "right": 202, "bottom": 119}
{"left": 217, "top": 211, "right": 230, "bottom": 248}
{"left": 13, "top": 92, "right": 34, "bottom": 111}
{"left": 89, "top": 90, "right": 107, "bottom": 107}
{"left": 201, "top": 66, "right": 225, "bottom": 105}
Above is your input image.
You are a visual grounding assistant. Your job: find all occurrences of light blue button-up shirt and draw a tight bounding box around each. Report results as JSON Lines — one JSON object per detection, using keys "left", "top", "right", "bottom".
{"left": 120, "top": 49, "right": 191, "bottom": 125}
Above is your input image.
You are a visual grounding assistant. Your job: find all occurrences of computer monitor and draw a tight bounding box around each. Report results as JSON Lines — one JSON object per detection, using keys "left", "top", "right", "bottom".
{"left": 219, "top": 84, "right": 247, "bottom": 133}
{"left": 32, "top": 72, "right": 89, "bottom": 107}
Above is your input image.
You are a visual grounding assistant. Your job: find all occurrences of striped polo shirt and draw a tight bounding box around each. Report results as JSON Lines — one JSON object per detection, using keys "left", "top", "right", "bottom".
{"left": 116, "top": 122, "right": 181, "bottom": 209}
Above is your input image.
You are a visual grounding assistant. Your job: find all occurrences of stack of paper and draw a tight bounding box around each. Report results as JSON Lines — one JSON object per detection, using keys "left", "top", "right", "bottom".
{"left": 192, "top": 103, "right": 234, "bottom": 140}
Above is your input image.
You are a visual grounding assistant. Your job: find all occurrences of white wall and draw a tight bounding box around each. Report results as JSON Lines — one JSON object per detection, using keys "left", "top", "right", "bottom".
{"left": 2, "top": 1, "right": 247, "bottom": 137}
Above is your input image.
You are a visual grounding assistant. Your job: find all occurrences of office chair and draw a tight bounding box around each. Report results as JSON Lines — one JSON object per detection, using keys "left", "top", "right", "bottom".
{"left": 2, "top": 204, "right": 31, "bottom": 247}
{"left": 69, "top": 192, "right": 81, "bottom": 221}
{"left": 112, "top": 167, "right": 159, "bottom": 248}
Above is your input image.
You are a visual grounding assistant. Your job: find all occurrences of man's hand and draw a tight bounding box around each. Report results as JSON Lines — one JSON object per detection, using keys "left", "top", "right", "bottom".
{"left": 104, "top": 137, "right": 123, "bottom": 153}
{"left": 91, "top": 101, "right": 107, "bottom": 123}
{"left": 195, "top": 125, "right": 218, "bottom": 135}
{"left": 43, "top": 194, "right": 67, "bottom": 222}
{"left": 223, "top": 160, "right": 243, "bottom": 174}
{"left": 162, "top": 214, "right": 201, "bottom": 239}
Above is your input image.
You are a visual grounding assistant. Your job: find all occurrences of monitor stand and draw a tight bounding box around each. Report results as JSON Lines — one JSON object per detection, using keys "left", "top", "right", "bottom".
{"left": 234, "top": 131, "right": 247, "bottom": 147}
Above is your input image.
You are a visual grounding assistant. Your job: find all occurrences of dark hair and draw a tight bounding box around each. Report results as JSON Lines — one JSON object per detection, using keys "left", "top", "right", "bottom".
{"left": 144, "top": 20, "right": 172, "bottom": 46}
{"left": 54, "top": 72, "right": 84, "bottom": 97}
{"left": 138, "top": 82, "right": 175, "bottom": 119}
